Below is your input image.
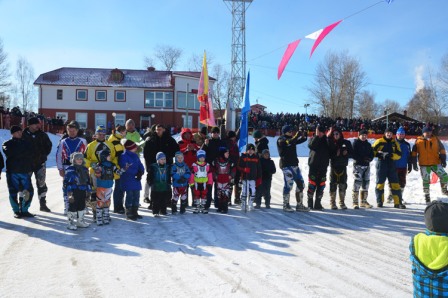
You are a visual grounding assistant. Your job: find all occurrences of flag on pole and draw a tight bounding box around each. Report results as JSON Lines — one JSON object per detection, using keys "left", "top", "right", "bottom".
{"left": 277, "top": 39, "right": 301, "bottom": 80}
{"left": 238, "top": 71, "right": 251, "bottom": 152}
{"left": 197, "top": 51, "right": 216, "bottom": 127}
{"left": 309, "top": 20, "right": 343, "bottom": 58}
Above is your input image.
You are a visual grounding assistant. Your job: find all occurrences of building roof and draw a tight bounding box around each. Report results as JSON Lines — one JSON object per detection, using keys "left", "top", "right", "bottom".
{"left": 371, "top": 112, "right": 421, "bottom": 123}
{"left": 34, "top": 67, "right": 214, "bottom": 89}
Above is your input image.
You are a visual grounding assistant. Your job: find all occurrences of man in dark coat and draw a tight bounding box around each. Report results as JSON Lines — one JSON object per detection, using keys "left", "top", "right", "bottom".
{"left": 253, "top": 130, "right": 269, "bottom": 157}
{"left": 22, "top": 117, "right": 53, "bottom": 212}
{"left": 307, "top": 125, "right": 330, "bottom": 210}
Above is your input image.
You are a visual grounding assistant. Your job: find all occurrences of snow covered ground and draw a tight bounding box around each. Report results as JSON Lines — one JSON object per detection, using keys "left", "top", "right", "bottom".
{"left": 0, "top": 129, "right": 445, "bottom": 297}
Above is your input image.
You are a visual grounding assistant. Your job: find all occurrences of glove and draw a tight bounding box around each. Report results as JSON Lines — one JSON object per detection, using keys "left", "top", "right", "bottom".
{"left": 413, "top": 163, "right": 419, "bottom": 172}
{"left": 442, "top": 162, "right": 447, "bottom": 168}
{"left": 135, "top": 170, "right": 143, "bottom": 181}
{"left": 407, "top": 164, "right": 412, "bottom": 174}
{"left": 68, "top": 192, "right": 74, "bottom": 204}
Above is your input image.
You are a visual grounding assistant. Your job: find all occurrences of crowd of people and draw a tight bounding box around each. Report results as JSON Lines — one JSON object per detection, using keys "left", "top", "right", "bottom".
{"left": 1, "top": 115, "right": 448, "bottom": 296}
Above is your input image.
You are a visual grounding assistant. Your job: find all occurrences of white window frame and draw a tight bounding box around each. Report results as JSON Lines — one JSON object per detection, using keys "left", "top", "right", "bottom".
{"left": 95, "top": 113, "right": 107, "bottom": 128}
{"left": 95, "top": 90, "right": 107, "bottom": 101}
{"left": 115, "top": 90, "right": 126, "bottom": 102}
{"left": 76, "top": 112, "right": 88, "bottom": 129}
{"left": 76, "top": 89, "right": 88, "bottom": 101}
{"left": 55, "top": 112, "right": 68, "bottom": 122}
{"left": 114, "top": 113, "right": 126, "bottom": 126}
{"left": 181, "top": 115, "right": 193, "bottom": 128}
{"left": 144, "top": 91, "right": 173, "bottom": 108}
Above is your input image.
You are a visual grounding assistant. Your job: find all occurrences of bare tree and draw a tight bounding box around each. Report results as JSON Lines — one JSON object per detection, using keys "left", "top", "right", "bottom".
{"left": 210, "top": 64, "right": 230, "bottom": 121}
{"left": 151, "top": 44, "right": 183, "bottom": 71}
{"left": 0, "top": 38, "right": 10, "bottom": 94}
{"left": 354, "top": 90, "right": 378, "bottom": 119}
{"left": 15, "top": 56, "right": 35, "bottom": 112}
{"left": 308, "top": 50, "right": 367, "bottom": 118}
{"left": 143, "top": 56, "right": 155, "bottom": 69}
{"left": 438, "top": 52, "right": 448, "bottom": 104}
{"left": 406, "top": 87, "right": 434, "bottom": 122}
{"left": 378, "top": 99, "right": 402, "bottom": 115}
{"left": 186, "top": 52, "right": 215, "bottom": 72}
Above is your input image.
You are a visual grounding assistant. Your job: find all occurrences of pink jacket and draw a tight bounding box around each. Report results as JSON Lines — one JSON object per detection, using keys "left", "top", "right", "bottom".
{"left": 189, "top": 161, "right": 213, "bottom": 185}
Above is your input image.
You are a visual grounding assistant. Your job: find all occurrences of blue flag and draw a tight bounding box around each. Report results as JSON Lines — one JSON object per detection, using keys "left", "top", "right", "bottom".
{"left": 238, "top": 71, "right": 250, "bottom": 152}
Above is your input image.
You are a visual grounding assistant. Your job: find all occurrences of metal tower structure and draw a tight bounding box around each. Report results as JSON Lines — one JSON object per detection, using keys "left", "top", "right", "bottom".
{"left": 224, "top": 0, "right": 253, "bottom": 108}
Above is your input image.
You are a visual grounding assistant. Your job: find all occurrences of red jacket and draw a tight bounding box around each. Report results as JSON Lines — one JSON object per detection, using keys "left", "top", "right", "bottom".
{"left": 178, "top": 128, "right": 199, "bottom": 168}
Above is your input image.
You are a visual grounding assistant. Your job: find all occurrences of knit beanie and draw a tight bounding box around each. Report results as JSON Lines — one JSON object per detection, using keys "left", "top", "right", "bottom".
{"left": 96, "top": 125, "right": 107, "bottom": 134}
{"left": 27, "top": 117, "right": 40, "bottom": 125}
{"left": 359, "top": 129, "right": 368, "bottom": 136}
{"left": 246, "top": 143, "right": 255, "bottom": 151}
{"left": 252, "top": 130, "right": 263, "bottom": 139}
{"left": 197, "top": 150, "right": 206, "bottom": 159}
{"left": 70, "top": 152, "right": 85, "bottom": 165}
{"left": 156, "top": 152, "right": 166, "bottom": 161}
{"left": 227, "top": 130, "right": 236, "bottom": 138}
{"left": 424, "top": 201, "right": 448, "bottom": 233}
{"left": 282, "top": 125, "right": 292, "bottom": 134}
{"left": 396, "top": 127, "right": 406, "bottom": 135}
{"left": 121, "top": 139, "right": 137, "bottom": 151}
{"left": 10, "top": 125, "right": 22, "bottom": 134}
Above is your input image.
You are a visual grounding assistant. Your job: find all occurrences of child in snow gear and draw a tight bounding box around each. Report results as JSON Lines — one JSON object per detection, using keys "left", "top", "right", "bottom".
{"left": 372, "top": 128, "right": 405, "bottom": 208}
{"left": 411, "top": 126, "right": 448, "bottom": 204}
{"left": 277, "top": 125, "right": 309, "bottom": 212}
{"left": 93, "top": 148, "right": 128, "bottom": 225}
{"left": 2, "top": 125, "right": 35, "bottom": 218}
{"left": 327, "top": 127, "right": 353, "bottom": 210}
{"left": 212, "top": 147, "right": 236, "bottom": 213}
{"left": 120, "top": 139, "right": 145, "bottom": 220}
{"left": 255, "top": 149, "right": 276, "bottom": 209}
{"left": 108, "top": 124, "right": 127, "bottom": 214}
{"left": 238, "top": 144, "right": 262, "bottom": 212}
{"left": 410, "top": 201, "right": 448, "bottom": 297}
{"left": 64, "top": 152, "right": 92, "bottom": 230}
{"left": 307, "top": 125, "right": 330, "bottom": 211}
{"left": 387, "top": 127, "right": 412, "bottom": 204}
{"left": 351, "top": 130, "right": 374, "bottom": 209}
{"left": 148, "top": 152, "right": 172, "bottom": 216}
{"left": 171, "top": 151, "right": 191, "bottom": 214}
{"left": 189, "top": 150, "right": 213, "bottom": 214}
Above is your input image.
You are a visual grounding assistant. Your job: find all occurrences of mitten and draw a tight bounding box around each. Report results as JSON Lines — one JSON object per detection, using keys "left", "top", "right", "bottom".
{"left": 413, "top": 163, "right": 419, "bottom": 172}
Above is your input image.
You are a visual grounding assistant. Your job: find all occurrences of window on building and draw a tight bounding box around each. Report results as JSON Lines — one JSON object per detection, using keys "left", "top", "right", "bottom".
{"left": 177, "top": 92, "right": 200, "bottom": 110}
{"left": 57, "top": 89, "right": 63, "bottom": 100}
{"left": 144, "top": 91, "right": 173, "bottom": 108}
{"left": 95, "top": 90, "right": 107, "bottom": 101}
{"left": 76, "top": 89, "right": 88, "bottom": 101}
{"left": 115, "top": 90, "right": 126, "bottom": 102}
{"left": 95, "top": 113, "right": 107, "bottom": 128}
{"left": 181, "top": 115, "right": 193, "bottom": 128}
{"left": 55, "top": 112, "right": 68, "bottom": 122}
{"left": 76, "top": 113, "right": 88, "bottom": 129}
{"left": 114, "top": 113, "right": 126, "bottom": 126}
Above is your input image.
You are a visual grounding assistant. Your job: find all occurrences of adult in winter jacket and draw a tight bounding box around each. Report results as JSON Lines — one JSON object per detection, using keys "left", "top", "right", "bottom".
{"left": 253, "top": 130, "right": 269, "bottom": 157}
{"left": 351, "top": 130, "right": 374, "bottom": 209}
{"left": 21, "top": 117, "right": 53, "bottom": 212}
{"left": 307, "top": 125, "right": 330, "bottom": 210}
{"left": 178, "top": 128, "right": 199, "bottom": 169}
{"left": 144, "top": 124, "right": 179, "bottom": 167}
{"left": 387, "top": 127, "right": 412, "bottom": 204}
{"left": 327, "top": 127, "right": 353, "bottom": 210}
{"left": 277, "top": 125, "right": 309, "bottom": 212}
{"left": 372, "top": 128, "right": 405, "bottom": 208}
{"left": 410, "top": 201, "right": 448, "bottom": 297}
{"left": 411, "top": 126, "right": 448, "bottom": 204}
{"left": 2, "top": 125, "right": 35, "bottom": 218}
{"left": 55, "top": 120, "right": 88, "bottom": 214}
{"left": 203, "top": 126, "right": 226, "bottom": 206}
{"left": 107, "top": 125, "right": 127, "bottom": 213}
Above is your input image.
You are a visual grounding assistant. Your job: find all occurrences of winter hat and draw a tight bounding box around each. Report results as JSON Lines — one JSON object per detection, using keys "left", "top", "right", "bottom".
{"left": 175, "top": 151, "right": 183, "bottom": 158}
{"left": 422, "top": 126, "right": 433, "bottom": 133}
{"left": 211, "top": 126, "right": 220, "bottom": 134}
{"left": 197, "top": 150, "right": 206, "bottom": 159}
{"left": 282, "top": 125, "right": 293, "bottom": 134}
{"left": 96, "top": 125, "right": 107, "bottom": 134}
{"left": 10, "top": 125, "right": 22, "bottom": 134}
{"left": 359, "top": 129, "right": 368, "bottom": 136}
{"left": 246, "top": 143, "right": 255, "bottom": 151}
{"left": 424, "top": 201, "right": 448, "bottom": 233}
{"left": 384, "top": 127, "right": 393, "bottom": 133}
{"left": 396, "top": 127, "right": 406, "bottom": 135}
{"left": 252, "top": 130, "right": 263, "bottom": 139}
{"left": 156, "top": 152, "right": 166, "bottom": 161}
{"left": 70, "top": 152, "right": 85, "bottom": 165}
{"left": 115, "top": 125, "right": 126, "bottom": 133}
{"left": 317, "top": 125, "right": 326, "bottom": 133}
{"left": 98, "top": 148, "right": 110, "bottom": 162}
{"left": 227, "top": 130, "right": 236, "bottom": 138}
{"left": 121, "top": 139, "right": 137, "bottom": 151}
{"left": 200, "top": 126, "right": 208, "bottom": 135}
{"left": 27, "top": 117, "right": 40, "bottom": 125}
{"left": 262, "top": 149, "right": 270, "bottom": 155}
{"left": 67, "top": 120, "right": 80, "bottom": 130}
{"left": 219, "top": 146, "right": 229, "bottom": 158}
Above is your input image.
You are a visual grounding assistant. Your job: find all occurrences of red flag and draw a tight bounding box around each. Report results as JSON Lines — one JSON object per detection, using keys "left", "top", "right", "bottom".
{"left": 197, "top": 51, "right": 216, "bottom": 127}
{"left": 278, "top": 39, "right": 301, "bottom": 80}
{"left": 310, "top": 20, "right": 343, "bottom": 58}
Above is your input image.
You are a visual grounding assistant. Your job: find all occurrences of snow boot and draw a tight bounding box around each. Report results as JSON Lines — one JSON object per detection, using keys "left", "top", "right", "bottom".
{"left": 307, "top": 193, "right": 314, "bottom": 210}
{"left": 314, "top": 193, "right": 324, "bottom": 211}
{"left": 329, "top": 192, "right": 338, "bottom": 210}
{"left": 360, "top": 190, "right": 372, "bottom": 208}
{"left": 248, "top": 197, "right": 254, "bottom": 211}
{"left": 339, "top": 190, "right": 347, "bottom": 210}
{"left": 134, "top": 207, "right": 142, "bottom": 219}
{"left": 96, "top": 208, "right": 104, "bottom": 226}
{"left": 295, "top": 192, "right": 310, "bottom": 212}
{"left": 180, "top": 199, "right": 187, "bottom": 214}
{"left": 76, "top": 210, "right": 90, "bottom": 228}
{"left": 126, "top": 208, "right": 137, "bottom": 221}
{"left": 193, "top": 199, "right": 200, "bottom": 214}
{"left": 394, "top": 203, "right": 406, "bottom": 209}
{"left": 441, "top": 182, "right": 448, "bottom": 196}
{"left": 67, "top": 211, "right": 78, "bottom": 230}
{"left": 234, "top": 185, "right": 242, "bottom": 205}
{"left": 283, "top": 194, "right": 294, "bottom": 212}
{"left": 171, "top": 200, "right": 178, "bottom": 214}
{"left": 352, "top": 191, "right": 360, "bottom": 209}
{"left": 39, "top": 197, "right": 51, "bottom": 212}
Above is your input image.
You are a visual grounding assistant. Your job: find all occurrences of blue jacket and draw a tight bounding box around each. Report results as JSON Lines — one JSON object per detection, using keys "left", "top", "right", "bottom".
{"left": 171, "top": 162, "right": 191, "bottom": 187}
{"left": 119, "top": 150, "right": 144, "bottom": 191}
{"left": 395, "top": 138, "right": 412, "bottom": 169}
{"left": 64, "top": 165, "right": 92, "bottom": 193}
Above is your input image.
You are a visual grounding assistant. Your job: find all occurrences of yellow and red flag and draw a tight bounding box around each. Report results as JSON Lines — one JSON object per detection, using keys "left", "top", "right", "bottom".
{"left": 197, "top": 51, "right": 216, "bottom": 127}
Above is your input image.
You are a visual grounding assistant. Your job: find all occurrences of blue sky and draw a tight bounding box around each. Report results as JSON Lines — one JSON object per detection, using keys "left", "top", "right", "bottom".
{"left": 0, "top": 0, "right": 447, "bottom": 114}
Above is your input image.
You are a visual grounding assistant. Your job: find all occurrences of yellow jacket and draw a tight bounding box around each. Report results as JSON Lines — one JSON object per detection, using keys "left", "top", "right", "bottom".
{"left": 85, "top": 139, "right": 117, "bottom": 177}
{"left": 372, "top": 136, "right": 401, "bottom": 161}
{"left": 413, "top": 232, "right": 448, "bottom": 270}
{"left": 412, "top": 136, "right": 446, "bottom": 166}
{"left": 107, "top": 133, "right": 125, "bottom": 179}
